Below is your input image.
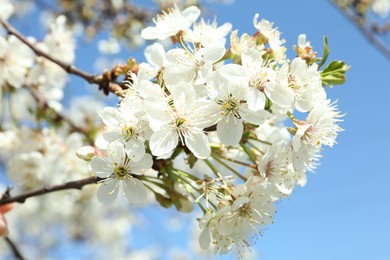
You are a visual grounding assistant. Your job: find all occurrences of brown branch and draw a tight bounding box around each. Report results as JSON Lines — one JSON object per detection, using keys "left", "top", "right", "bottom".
{"left": 329, "top": 0, "right": 390, "bottom": 60}
{"left": 4, "top": 237, "right": 25, "bottom": 260}
{"left": 0, "top": 176, "right": 103, "bottom": 206}
{"left": 0, "top": 19, "right": 123, "bottom": 95}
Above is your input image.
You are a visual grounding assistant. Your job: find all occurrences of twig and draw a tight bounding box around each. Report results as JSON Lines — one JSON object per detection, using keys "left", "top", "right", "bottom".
{"left": 4, "top": 236, "right": 25, "bottom": 260}
{"left": 0, "top": 176, "right": 103, "bottom": 206}
{"left": 328, "top": 0, "right": 390, "bottom": 60}
{"left": 0, "top": 19, "right": 123, "bottom": 95}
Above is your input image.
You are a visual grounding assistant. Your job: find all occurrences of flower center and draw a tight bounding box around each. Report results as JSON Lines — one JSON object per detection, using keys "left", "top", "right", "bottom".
{"left": 216, "top": 94, "right": 241, "bottom": 119}
{"left": 122, "top": 126, "right": 136, "bottom": 141}
{"left": 288, "top": 74, "right": 299, "bottom": 90}
{"left": 175, "top": 117, "right": 187, "bottom": 128}
{"left": 114, "top": 166, "right": 128, "bottom": 178}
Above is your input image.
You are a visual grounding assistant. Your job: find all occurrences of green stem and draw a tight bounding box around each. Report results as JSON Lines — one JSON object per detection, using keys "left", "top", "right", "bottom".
{"left": 204, "top": 159, "right": 224, "bottom": 179}
{"left": 240, "top": 143, "right": 257, "bottom": 163}
{"left": 172, "top": 170, "right": 216, "bottom": 212}
{"left": 247, "top": 140, "right": 265, "bottom": 155}
{"left": 172, "top": 168, "right": 200, "bottom": 182}
{"left": 211, "top": 155, "right": 247, "bottom": 181}
{"left": 248, "top": 136, "right": 273, "bottom": 146}
{"left": 211, "top": 151, "right": 257, "bottom": 169}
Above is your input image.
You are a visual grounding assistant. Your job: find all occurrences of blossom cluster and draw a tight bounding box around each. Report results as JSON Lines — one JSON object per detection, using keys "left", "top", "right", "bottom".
{"left": 0, "top": 6, "right": 75, "bottom": 115}
{"left": 86, "top": 5, "right": 346, "bottom": 255}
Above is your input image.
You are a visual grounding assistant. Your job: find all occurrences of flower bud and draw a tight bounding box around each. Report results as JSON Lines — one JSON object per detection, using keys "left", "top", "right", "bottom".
{"left": 175, "top": 196, "right": 194, "bottom": 214}
{"left": 76, "top": 146, "right": 96, "bottom": 161}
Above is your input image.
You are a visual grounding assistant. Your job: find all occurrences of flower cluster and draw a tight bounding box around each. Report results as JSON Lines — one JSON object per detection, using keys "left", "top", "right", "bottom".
{"left": 87, "top": 4, "right": 347, "bottom": 255}
{"left": 0, "top": 10, "right": 75, "bottom": 115}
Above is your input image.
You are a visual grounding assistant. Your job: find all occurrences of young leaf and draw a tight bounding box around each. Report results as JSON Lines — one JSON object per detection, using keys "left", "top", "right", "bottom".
{"left": 321, "top": 60, "right": 350, "bottom": 87}
{"left": 318, "top": 36, "right": 330, "bottom": 69}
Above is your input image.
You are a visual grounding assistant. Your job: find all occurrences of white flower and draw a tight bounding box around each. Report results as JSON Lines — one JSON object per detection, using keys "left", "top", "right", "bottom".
{"left": 229, "top": 30, "right": 256, "bottom": 57}
{"left": 0, "top": 35, "right": 34, "bottom": 88}
{"left": 44, "top": 15, "right": 75, "bottom": 63}
{"left": 217, "top": 183, "right": 275, "bottom": 241}
{"left": 257, "top": 140, "right": 295, "bottom": 196}
{"left": 145, "top": 87, "right": 214, "bottom": 159}
{"left": 141, "top": 5, "right": 200, "bottom": 40}
{"left": 372, "top": 0, "right": 390, "bottom": 17}
{"left": 198, "top": 211, "right": 234, "bottom": 255}
{"left": 263, "top": 63, "right": 295, "bottom": 109}
{"left": 209, "top": 80, "right": 270, "bottom": 146}
{"left": 241, "top": 48, "right": 276, "bottom": 111}
{"left": 288, "top": 57, "right": 326, "bottom": 112}
{"left": 164, "top": 43, "right": 226, "bottom": 86}
{"left": 90, "top": 142, "right": 153, "bottom": 204}
{"left": 0, "top": 0, "right": 14, "bottom": 20}
{"left": 292, "top": 100, "right": 343, "bottom": 170}
{"left": 96, "top": 105, "right": 151, "bottom": 162}
{"left": 184, "top": 18, "right": 232, "bottom": 47}
{"left": 98, "top": 38, "right": 121, "bottom": 55}
{"left": 138, "top": 43, "right": 168, "bottom": 80}
{"left": 253, "top": 14, "right": 286, "bottom": 62}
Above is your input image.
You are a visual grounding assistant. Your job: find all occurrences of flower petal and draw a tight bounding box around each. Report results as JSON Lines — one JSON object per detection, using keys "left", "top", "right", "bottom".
{"left": 90, "top": 156, "right": 113, "bottom": 177}
{"left": 185, "top": 131, "right": 211, "bottom": 159}
{"left": 97, "top": 179, "right": 119, "bottom": 204}
{"left": 149, "top": 128, "right": 179, "bottom": 157}
{"left": 107, "top": 142, "right": 126, "bottom": 164}
{"left": 125, "top": 138, "right": 146, "bottom": 162}
{"left": 217, "top": 114, "right": 243, "bottom": 146}
{"left": 100, "top": 107, "right": 122, "bottom": 129}
{"left": 123, "top": 178, "right": 148, "bottom": 204}
{"left": 131, "top": 153, "right": 153, "bottom": 173}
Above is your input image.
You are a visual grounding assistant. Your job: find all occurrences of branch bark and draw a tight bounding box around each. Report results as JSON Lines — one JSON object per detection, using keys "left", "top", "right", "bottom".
{"left": 4, "top": 237, "right": 25, "bottom": 260}
{"left": 329, "top": 0, "right": 390, "bottom": 60}
{"left": 0, "top": 19, "right": 123, "bottom": 95}
{"left": 0, "top": 176, "right": 103, "bottom": 206}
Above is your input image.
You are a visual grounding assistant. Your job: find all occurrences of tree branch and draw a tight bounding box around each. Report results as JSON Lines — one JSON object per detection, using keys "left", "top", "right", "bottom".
{"left": 4, "top": 237, "right": 25, "bottom": 260}
{"left": 0, "top": 19, "right": 123, "bottom": 95}
{"left": 329, "top": 0, "right": 390, "bottom": 60}
{"left": 0, "top": 176, "right": 103, "bottom": 206}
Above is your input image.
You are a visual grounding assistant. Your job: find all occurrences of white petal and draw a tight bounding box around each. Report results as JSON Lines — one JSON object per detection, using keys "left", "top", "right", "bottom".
{"left": 218, "top": 215, "right": 235, "bottom": 236}
{"left": 181, "top": 6, "right": 201, "bottom": 24}
{"left": 141, "top": 26, "right": 158, "bottom": 40}
{"left": 203, "top": 44, "right": 226, "bottom": 63}
{"left": 218, "top": 64, "right": 248, "bottom": 85}
{"left": 240, "top": 107, "right": 271, "bottom": 125}
{"left": 246, "top": 88, "right": 266, "bottom": 111}
{"left": 265, "top": 81, "right": 295, "bottom": 108}
{"left": 97, "top": 179, "right": 119, "bottom": 204}
{"left": 185, "top": 131, "right": 211, "bottom": 159}
{"left": 90, "top": 157, "right": 113, "bottom": 177}
{"left": 217, "top": 115, "right": 243, "bottom": 146}
{"left": 123, "top": 178, "right": 148, "bottom": 203}
{"left": 144, "top": 43, "right": 167, "bottom": 67}
{"left": 100, "top": 107, "right": 122, "bottom": 129}
{"left": 149, "top": 128, "right": 178, "bottom": 156}
{"left": 125, "top": 138, "right": 145, "bottom": 162}
{"left": 199, "top": 226, "right": 211, "bottom": 250}
{"left": 131, "top": 153, "right": 153, "bottom": 173}
{"left": 107, "top": 142, "right": 126, "bottom": 164}
{"left": 232, "top": 196, "right": 250, "bottom": 211}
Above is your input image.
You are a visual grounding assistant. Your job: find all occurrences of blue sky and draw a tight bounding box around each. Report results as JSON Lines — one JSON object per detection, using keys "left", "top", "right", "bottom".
{"left": 5, "top": 0, "right": 390, "bottom": 259}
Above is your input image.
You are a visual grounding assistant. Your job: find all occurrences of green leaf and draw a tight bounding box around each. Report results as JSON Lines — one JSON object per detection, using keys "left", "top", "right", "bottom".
{"left": 321, "top": 60, "right": 350, "bottom": 87}
{"left": 318, "top": 36, "right": 329, "bottom": 69}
